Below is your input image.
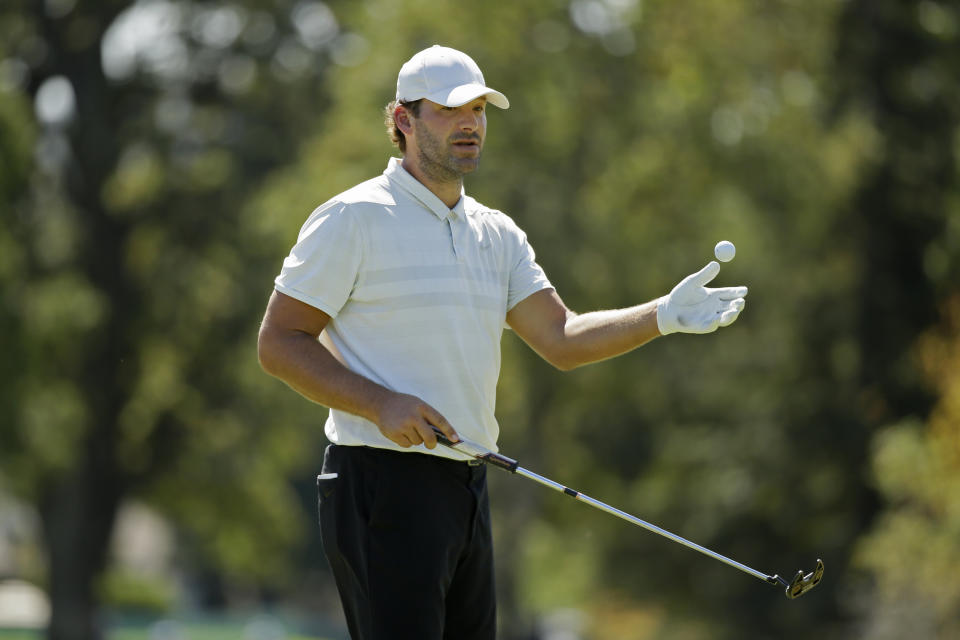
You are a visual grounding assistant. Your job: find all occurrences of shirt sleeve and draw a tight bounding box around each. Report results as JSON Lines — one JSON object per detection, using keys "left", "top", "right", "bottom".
{"left": 274, "top": 201, "right": 362, "bottom": 317}
{"left": 506, "top": 222, "right": 553, "bottom": 311}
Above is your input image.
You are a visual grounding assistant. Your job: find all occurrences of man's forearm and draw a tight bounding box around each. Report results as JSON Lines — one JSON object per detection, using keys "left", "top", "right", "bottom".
{"left": 258, "top": 329, "right": 393, "bottom": 424}
{"left": 557, "top": 300, "right": 661, "bottom": 369}
{"left": 506, "top": 289, "right": 662, "bottom": 371}
{"left": 257, "top": 289, "right": 460, "bottom": 448}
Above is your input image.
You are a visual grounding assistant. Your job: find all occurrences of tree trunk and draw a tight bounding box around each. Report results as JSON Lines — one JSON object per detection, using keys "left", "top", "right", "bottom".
{"left": 31, "top": 3, "right": 132, "bottom": 638}
{"left": 40, "top": 449, "right": 124, "bottom": 640}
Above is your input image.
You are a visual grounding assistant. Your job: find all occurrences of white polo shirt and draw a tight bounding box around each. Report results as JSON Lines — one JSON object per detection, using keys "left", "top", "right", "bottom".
{"left": 274, "top": 158, "right": 553, "bottom": 460}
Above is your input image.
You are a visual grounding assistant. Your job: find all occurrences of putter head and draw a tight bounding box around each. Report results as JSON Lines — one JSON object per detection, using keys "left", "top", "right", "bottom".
{"left": 783, "top": 559, "right": 824, "bottom": 599}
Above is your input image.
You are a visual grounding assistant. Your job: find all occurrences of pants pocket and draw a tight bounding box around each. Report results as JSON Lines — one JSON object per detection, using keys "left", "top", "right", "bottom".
{"left": 316, "top": 472, "right": 339, "bottom": 527}
{"left": 317, "top": 472, "right": 339, "bottom": 500}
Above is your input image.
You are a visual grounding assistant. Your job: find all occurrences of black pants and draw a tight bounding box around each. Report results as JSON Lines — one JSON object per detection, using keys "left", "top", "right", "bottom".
{"left": 317, "top": 444, "right": 496, "bottom": 640}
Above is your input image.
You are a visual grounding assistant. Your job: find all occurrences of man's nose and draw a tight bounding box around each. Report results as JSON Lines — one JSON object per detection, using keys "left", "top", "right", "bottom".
{"left": 459, "top": 112, "right": 480, "bottom": 131}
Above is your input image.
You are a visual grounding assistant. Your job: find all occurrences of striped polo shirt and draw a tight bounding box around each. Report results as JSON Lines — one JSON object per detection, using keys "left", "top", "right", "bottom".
{"left": 274, "top": 157, "right": 553, "bottom": 460}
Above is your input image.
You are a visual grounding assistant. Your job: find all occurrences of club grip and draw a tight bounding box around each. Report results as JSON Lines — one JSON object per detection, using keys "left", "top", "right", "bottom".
{"left": 434, "top": 431, "right": 460, "bottom": 448}
{"left": 433, "top": 429, "right": 519, "bottom": 472}
{"left": 477, "top": 450, "right": 520, "bottom": 472}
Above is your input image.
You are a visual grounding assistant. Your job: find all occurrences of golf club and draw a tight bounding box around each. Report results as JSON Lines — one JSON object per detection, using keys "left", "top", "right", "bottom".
{"left": 433, "top": 429, "right": 824, "bottom": 599}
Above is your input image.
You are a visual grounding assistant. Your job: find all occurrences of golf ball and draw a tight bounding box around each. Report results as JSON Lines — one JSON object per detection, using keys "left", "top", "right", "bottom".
{"left": 714, "top": 240, "right": 736, "bottom": 262}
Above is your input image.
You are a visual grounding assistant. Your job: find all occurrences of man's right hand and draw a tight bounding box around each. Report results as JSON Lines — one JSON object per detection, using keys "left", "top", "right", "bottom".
{"left": 374, "top": 392, "right": 460, "bottom": 449}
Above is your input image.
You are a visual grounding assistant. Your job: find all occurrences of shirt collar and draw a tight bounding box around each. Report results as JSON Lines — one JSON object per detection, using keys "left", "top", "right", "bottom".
{"left": 384, "top": 157, "right": 466, "bottom": 221}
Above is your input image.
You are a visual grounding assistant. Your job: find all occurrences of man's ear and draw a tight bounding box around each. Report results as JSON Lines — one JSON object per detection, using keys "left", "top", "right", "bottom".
{"left": 395, "top": 105, "right": 414, "bottom": 136}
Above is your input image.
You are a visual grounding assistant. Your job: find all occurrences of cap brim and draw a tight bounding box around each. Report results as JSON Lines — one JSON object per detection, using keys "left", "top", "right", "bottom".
{"left": 428, "top": 83, "right": 510, "bottom": 109}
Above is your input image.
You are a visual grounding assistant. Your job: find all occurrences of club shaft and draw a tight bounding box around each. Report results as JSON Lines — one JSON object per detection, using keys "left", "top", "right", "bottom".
{"left": 515, "top": 466, "right": 773, "bottom": 584}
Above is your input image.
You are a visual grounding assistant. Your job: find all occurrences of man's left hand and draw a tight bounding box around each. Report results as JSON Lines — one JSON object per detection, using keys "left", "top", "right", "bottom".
{"left": 657, "top": 261, "right": 748, "bottom": 335}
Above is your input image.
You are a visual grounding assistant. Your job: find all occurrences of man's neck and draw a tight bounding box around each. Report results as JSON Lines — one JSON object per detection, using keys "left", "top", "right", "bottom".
{"left": 401, "top": 156, "right": 463, "bottom": 209}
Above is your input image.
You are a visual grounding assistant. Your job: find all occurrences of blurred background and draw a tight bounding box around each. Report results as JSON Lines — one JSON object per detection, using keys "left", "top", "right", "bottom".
{"left": 1, "top": 0, "right": 958, "bottom": 638}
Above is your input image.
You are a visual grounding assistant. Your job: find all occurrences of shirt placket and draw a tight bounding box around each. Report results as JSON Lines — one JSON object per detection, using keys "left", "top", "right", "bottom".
{"left": 446, "top": 213, "right": 462, "bottom": 262}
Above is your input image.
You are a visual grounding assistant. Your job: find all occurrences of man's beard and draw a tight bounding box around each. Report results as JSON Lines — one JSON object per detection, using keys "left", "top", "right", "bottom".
{"left": 413, "top": 121, "right": 482, "bottom": 185}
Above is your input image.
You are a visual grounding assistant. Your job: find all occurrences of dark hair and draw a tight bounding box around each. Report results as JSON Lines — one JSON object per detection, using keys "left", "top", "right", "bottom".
{"left": 384, "top": 99, "right": 422, "bottom": 153}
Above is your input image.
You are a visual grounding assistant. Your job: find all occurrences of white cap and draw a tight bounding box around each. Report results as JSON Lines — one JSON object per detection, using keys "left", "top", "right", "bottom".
{"left": 396, "top": 45, "right": 509, "bottom": 109}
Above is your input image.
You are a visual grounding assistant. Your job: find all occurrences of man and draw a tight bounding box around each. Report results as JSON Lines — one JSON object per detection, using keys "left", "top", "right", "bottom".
{"left": 258, "top": 45, "right": 747, "bottom": 640}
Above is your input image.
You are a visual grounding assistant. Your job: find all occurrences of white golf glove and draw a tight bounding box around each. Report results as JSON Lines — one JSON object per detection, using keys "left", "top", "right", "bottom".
{"left": 657, "top": 261, "right": 748, "bottom": 335}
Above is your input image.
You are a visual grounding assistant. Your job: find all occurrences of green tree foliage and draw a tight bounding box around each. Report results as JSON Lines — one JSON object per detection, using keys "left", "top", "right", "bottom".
{"left": 856, "top": 318, "right": 960, "bottom": 638}
{"left": 832, "top": 1, "right": 960, "bottom": 637}
{"left": 0, "top": 1, "right": 352, "bottom": 637}
{"left": 853, "top": 302, "right": 960, "bottom": 638}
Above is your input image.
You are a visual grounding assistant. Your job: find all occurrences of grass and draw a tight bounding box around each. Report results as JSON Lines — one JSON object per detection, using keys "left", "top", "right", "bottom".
{"left": 0, "top": 607, "right": 343, "bottom": 640}
{"left": 0, "top": 631, "right": 328, "bottom": 640}
{"left": 0, "top": 624, "right": 333, "bottom": 640}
